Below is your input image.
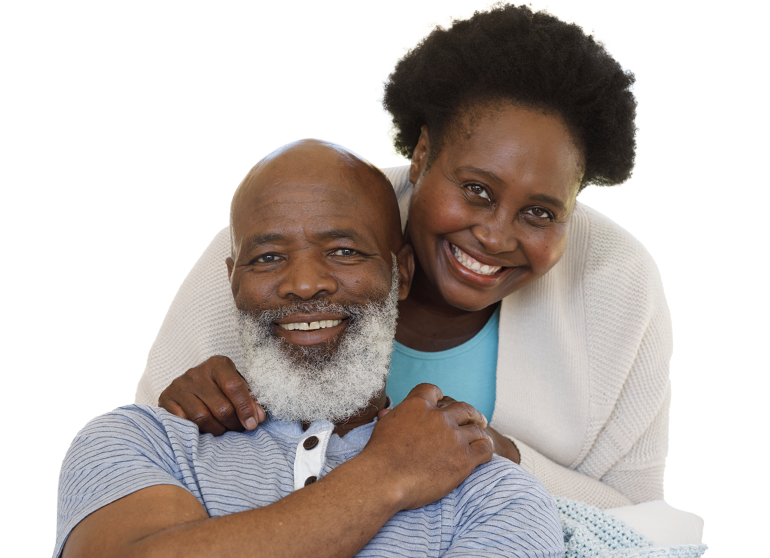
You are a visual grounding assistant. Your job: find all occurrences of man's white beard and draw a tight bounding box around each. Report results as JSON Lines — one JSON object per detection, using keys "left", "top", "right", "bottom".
{"left": 236, "top": 266, "right": 399, "bottom": 423}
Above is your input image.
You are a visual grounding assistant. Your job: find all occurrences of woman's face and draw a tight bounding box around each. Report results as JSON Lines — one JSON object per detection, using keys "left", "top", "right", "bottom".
{"left": 407, "top": 103, "right": 584, "bottom": 312}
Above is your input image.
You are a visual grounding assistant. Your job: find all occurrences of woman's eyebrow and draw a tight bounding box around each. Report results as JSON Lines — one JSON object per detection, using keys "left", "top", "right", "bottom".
{"left": 454, "top": 165, "right": 504, "bottom": 185}
{"left": 527, "top": 193, "right": 566, "bottom": 211}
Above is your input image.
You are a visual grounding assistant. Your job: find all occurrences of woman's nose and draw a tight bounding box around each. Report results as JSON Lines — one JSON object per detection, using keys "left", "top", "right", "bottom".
{"left": 276, "top": 255, "right": 339, "bottom": 300}
{"left": 471, "top": 216, "right": 519, "bottom": 254}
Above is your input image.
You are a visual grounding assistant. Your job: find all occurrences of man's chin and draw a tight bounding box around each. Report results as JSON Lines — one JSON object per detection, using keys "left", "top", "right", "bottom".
{"left": 273, "top": 333, "right": 345, "bottom": 370}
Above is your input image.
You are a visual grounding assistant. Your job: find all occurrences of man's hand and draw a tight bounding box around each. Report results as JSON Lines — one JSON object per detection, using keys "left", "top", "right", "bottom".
{"left": 360, "top": 383, "right": 494, "bottom": 511}
{"left": 158, "top": 356, "right": 264, "bottom": 435}
{"left": 436, "top": 395, "right": 520, "bottom": 464}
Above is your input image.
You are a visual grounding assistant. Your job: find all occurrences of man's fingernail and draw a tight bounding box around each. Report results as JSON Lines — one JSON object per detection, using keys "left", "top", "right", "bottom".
{"left": 245, "top": 417, "right": 257, "bottom": 430}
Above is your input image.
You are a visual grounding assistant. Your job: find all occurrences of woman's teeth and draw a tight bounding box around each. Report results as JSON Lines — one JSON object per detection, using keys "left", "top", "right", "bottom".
{"left": 279, "top": 319, "right": 342, "bottom": 331}
{"left": 451, "top": 244, "right": 502, "bottom": 276}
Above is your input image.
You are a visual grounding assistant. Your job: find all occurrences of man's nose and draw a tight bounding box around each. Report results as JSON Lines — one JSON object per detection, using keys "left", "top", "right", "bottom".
{"left": 276, "top": 254, "right": 339, "bottom": 300}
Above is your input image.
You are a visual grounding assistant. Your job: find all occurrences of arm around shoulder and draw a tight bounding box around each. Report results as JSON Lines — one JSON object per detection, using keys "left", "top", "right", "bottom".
{"left": 135, "top": 227, "right": 239, "bottom": 406}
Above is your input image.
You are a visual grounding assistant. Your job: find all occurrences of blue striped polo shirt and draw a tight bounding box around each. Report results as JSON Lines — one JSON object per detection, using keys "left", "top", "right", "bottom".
{"left": 55, "top": 405, "right": 563, "bottom": 557}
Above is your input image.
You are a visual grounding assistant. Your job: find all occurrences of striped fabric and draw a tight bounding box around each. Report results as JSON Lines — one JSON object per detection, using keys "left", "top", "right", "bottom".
{"left": 55, "top": 405, "right": 564, "bottom": 557}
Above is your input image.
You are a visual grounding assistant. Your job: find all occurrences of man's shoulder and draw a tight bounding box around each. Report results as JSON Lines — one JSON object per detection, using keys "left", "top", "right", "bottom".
{"left": 77, "top": 404, "right": 196, "bottom": 438}
{"left": 461, "top": 455, "right": 553, "bottom": 498}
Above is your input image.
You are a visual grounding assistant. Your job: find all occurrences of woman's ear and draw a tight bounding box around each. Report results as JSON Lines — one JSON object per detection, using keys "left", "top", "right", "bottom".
{"left": 408, "top": 126, "right": 430, "bottom": 185}
{"left": 395, "top": 244, "right": 414, "bottom": 301}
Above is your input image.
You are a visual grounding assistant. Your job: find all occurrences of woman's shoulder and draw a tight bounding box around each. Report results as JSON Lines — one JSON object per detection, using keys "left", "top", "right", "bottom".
{"left": 567, "top": 201, "right": 662, "bottom": 284}
{"left": 381, "top": 165, "right": 412, "bottom": 232}
{"left": 562, "top": 202, "right": 670, "bottom": 339}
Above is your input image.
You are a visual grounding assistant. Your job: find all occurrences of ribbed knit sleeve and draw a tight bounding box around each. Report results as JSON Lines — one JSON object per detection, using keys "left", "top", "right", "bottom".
{"left": 135, "top": 229, "right": 238, "bottom": 406}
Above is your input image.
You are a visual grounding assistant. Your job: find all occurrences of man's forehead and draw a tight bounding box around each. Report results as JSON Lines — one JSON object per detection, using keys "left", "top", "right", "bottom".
{"left": 230, "top": 140, "right": 402, "bottom": 256}
{"left": 236, "top": 181, "right": 385, "bottom": 246}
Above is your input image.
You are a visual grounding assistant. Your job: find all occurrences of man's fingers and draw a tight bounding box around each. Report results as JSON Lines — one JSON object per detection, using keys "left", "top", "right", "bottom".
{"left": 160, "top": 398, "right": 188, "bottom": 421}
{"left": 405, "top": 383, "right": 444, "bottom": 406}
{"left": 468, "top": 436, "right": 495, "bottom": 464}
{"left": 442, "top": 400, "right": 488, "bottom": 429}
{"left": 436, "top": 396, "right": 456, "bottom": 409}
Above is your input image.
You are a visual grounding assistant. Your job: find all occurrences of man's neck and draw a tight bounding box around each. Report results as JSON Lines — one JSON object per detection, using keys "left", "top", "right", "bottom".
{"left": 301, "top": 391, "right": 388, "bottom": 437}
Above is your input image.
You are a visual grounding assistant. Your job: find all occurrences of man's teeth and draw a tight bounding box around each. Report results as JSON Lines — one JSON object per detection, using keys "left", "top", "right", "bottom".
{"left": 279, "top": 319, "right": 343, "bottom": 331}
{"left": 451, "top": 244, "right": 502, "bottom": 276}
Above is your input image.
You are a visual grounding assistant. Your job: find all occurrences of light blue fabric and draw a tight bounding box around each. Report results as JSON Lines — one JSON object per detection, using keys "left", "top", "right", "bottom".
{"left": 387, "top": 306, "right": 500, "bottom": 420}
{"left": 555, "top": 498, "right": 708, "bottom": 558}
{"left": 55, "top": 404, "right": 564, "bottom": 558}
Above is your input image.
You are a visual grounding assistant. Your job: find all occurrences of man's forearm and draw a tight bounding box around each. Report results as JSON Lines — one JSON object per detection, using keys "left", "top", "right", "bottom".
{"left": 66, "top": 454, "right": 403, "bottom": 558}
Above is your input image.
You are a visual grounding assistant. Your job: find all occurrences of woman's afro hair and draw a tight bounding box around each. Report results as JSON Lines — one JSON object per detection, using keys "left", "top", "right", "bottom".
{"left": 383, "top": 4, "right": 637, "bottom": 188}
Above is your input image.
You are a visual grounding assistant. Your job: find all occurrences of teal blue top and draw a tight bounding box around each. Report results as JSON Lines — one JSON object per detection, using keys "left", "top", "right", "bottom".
{"left": 386, "top": 306, "right": 500, "bottom": 421}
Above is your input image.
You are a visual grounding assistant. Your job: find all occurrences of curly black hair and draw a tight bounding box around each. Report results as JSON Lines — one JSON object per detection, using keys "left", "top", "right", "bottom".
{"left": 383, "top": 3, "right": 637, "bottom": 187}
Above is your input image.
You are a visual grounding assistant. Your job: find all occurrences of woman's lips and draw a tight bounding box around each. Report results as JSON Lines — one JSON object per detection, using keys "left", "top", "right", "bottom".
{"left": 442, "top": 241, "right": 518, "bottom": 287}
{"left": 449, "top": 244, "right": 503, "bottom": 275}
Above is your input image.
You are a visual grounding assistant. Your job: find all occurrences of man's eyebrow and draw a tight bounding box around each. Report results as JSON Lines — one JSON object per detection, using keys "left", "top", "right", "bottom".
{"left": 247, "top": 233, "right": 287, "bottom": 250}
{"left": 314, "top": 228, "right": 363, "bottom": 242}
{"left": 246, "top": 229, "right": 365, "bottom": 250}
{"left": 455, "top": 166, "right": 568, "bottom": 211}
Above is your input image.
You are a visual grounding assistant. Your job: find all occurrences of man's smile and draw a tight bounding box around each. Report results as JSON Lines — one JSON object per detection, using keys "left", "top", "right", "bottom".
{"left": 278, "top": 319, "right": 343, "bottom": 331}
{"left": 274, "top": 313, "right": 348, "bottom": 346}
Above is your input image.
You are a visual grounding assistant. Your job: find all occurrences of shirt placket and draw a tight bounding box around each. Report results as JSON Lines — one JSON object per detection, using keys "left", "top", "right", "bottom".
{"left": 293, "top": 428, "right": 333, "bottom": 491}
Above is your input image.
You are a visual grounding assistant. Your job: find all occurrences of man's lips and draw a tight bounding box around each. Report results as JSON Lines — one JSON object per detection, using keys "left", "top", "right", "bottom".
{"left": 274, "top": 313, "right": 348, "bottom": 346}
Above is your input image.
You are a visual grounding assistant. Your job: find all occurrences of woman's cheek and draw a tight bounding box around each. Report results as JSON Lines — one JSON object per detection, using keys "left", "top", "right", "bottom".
{"left": 526, "top": 226, "right": 569, "bottom": 275}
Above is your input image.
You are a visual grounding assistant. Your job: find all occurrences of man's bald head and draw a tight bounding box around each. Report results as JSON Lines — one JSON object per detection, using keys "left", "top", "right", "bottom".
{"left": 230, "top": 139, "right": 402, "bottom": 260}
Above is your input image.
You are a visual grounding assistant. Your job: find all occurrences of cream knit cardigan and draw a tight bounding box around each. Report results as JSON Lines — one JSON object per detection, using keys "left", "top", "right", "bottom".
{"left": 136, "top": 166, "right": 672, "bottom": 509}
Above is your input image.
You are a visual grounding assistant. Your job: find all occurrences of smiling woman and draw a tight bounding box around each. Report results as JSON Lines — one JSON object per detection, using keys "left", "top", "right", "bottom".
{"left": 138, "top": 4, "right": 671, "bottom": 511}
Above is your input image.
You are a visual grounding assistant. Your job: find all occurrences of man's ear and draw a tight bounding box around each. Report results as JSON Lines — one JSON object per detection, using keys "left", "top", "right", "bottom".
{"left": 408, "top": 125, "right": 430, "bottom": 185}
{"left": 395, "top": 244, "right": 414, "bottom": 301}
{"left": 226, "top": 257, "right": 234, "bottom": 281}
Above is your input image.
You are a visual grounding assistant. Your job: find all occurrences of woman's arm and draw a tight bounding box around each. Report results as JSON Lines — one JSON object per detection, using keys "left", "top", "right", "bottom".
{"left": 136, "top": 227, "right": 238, "bottom": 407}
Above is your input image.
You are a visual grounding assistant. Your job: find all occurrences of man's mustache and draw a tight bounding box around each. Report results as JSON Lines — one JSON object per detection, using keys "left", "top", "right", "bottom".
{"left": 241, "top": 296, "right": 389, "bottom": 326}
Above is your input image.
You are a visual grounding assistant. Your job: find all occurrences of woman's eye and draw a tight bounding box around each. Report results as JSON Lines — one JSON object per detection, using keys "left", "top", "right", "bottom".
{"left": 525, "top": 207, "right": 554, "bottom": 220}
{"left": 332, "top": 248, "right": 357, "bottom": 257}
{"left": 465, "top": 184, "right": 490, "bottom": 200}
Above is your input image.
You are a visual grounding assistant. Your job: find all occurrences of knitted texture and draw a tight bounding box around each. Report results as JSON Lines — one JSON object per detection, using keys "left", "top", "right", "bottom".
{"left": 136, "top": 165, "right": 673, "bottom": 509}
{"left": 556, "top": 498, "right": 707, "bottom": 558}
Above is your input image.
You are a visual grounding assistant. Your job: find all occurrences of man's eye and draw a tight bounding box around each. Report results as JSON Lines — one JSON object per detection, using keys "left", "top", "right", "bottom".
{"left": 255, "top": 254, "right": 280, "bottom": 263}
{"left": 465, "top": 183, "right": 490, "bottom": 200}
{"left": 332, "top": 248, "right": 357, "bottom": 257}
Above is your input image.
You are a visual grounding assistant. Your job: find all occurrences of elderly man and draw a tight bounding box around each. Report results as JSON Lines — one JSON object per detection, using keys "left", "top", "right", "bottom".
{"left": 55, "top": 140, "right": 563, "bottom": 558}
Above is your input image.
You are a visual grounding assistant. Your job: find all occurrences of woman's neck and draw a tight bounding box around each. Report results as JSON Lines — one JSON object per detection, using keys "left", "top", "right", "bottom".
{"left": 395, "top": 257, "right": 499, "bottom": 352}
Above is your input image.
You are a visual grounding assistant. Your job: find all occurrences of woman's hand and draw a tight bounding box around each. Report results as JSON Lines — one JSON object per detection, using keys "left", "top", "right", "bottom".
{"left": 389, "top": 395, "right": 520, "bottom": 464}
{"left": 158, "top": 355, "right": 265, "bottom": 436}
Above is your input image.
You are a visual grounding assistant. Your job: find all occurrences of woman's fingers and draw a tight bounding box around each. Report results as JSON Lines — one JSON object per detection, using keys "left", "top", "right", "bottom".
{"left": 211, "top": 362, "right": 265, "bottom": 430}
{"left": 158, "top": 356, "right": 264, "bottom": 435}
